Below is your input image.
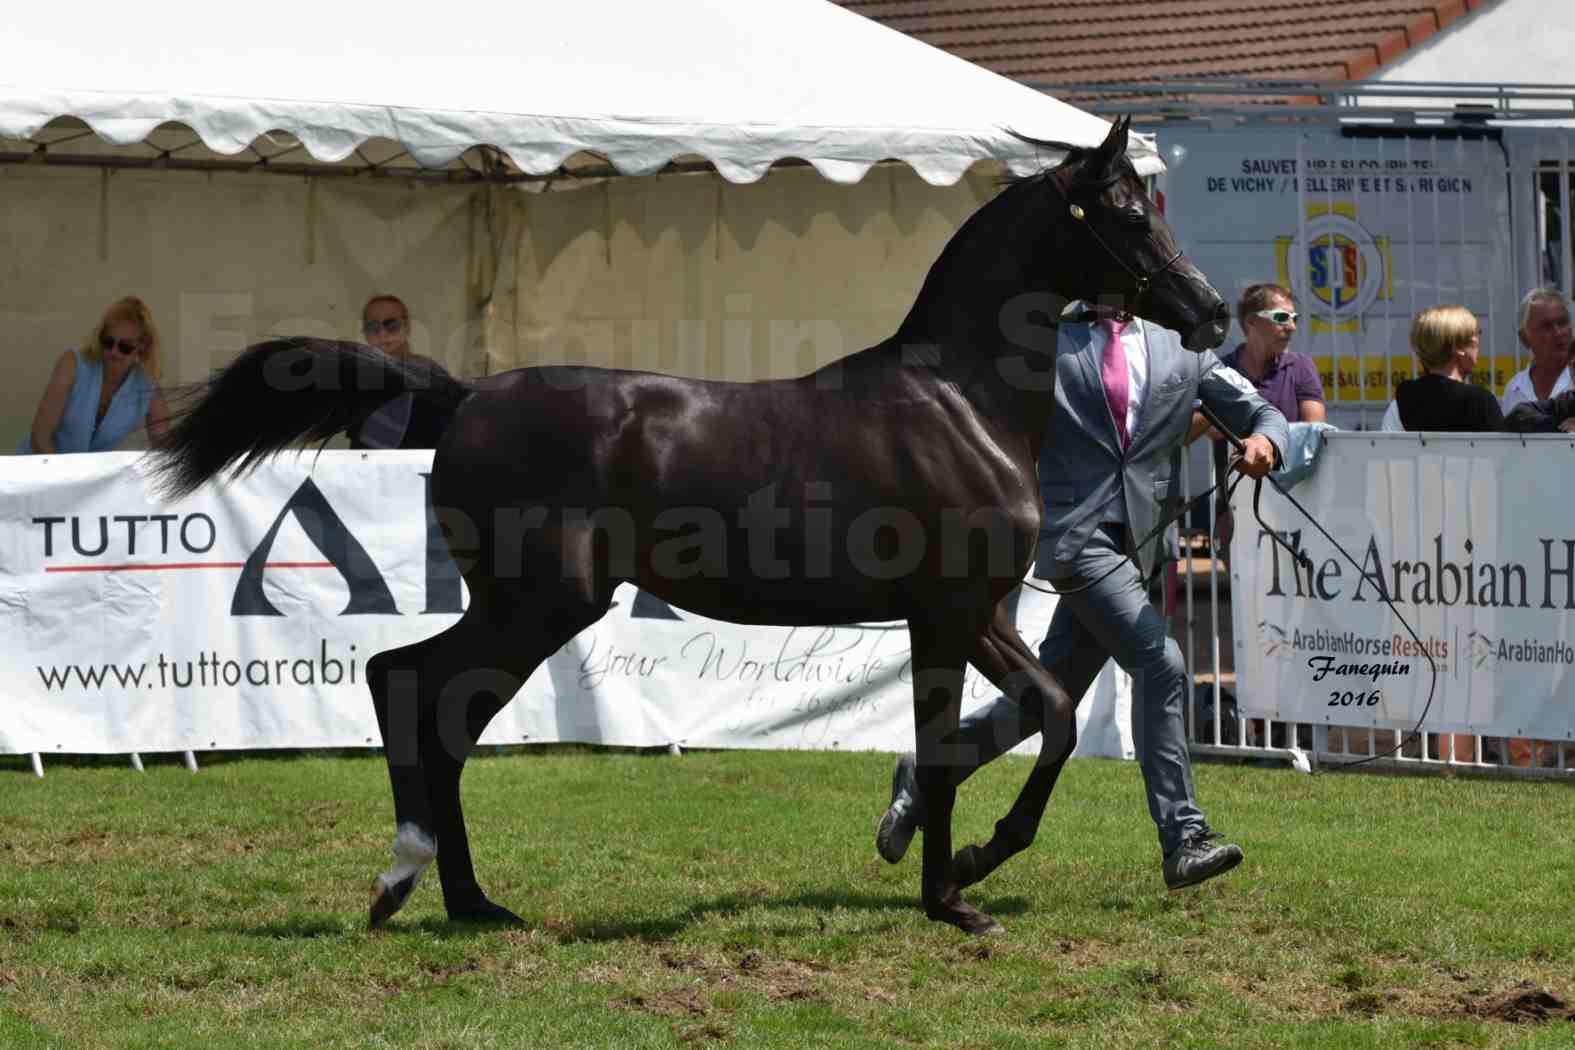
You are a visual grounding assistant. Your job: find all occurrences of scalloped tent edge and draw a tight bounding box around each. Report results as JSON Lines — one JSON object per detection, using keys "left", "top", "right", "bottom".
{"left": 0, "top": 99, "right": 1164, "bottom": 186}
{"left": 0, "top": 0, "right": 1163, "bottom": 186}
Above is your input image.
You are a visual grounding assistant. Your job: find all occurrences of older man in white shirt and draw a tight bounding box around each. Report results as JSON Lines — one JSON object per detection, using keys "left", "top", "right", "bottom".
{"left": 1500, "top": 288, "right": 1572, "bottom": 414}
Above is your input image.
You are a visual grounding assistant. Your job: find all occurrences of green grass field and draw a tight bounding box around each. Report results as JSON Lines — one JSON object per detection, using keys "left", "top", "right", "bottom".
{"left": 2, "top": 748, "right": 1574, "bottom": 1049}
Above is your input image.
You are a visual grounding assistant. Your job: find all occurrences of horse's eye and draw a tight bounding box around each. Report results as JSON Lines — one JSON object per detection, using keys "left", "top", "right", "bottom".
{"left": 1120, "top": 207, "right": 1149, "bottom": 229}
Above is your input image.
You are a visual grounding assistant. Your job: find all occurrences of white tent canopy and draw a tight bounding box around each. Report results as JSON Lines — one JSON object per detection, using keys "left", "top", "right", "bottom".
{"left": 0, "top": 0, "right": 1159, "bottom": 184}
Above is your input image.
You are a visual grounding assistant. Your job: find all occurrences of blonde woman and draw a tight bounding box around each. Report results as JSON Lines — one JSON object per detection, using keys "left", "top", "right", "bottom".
{"left": 1378, "top": 306, "right": 1503, "bottom": 432}
{"left": 20, "top": 296, "right": 170, "bottom": 453}
{"left": 1374, "top": 305, "right": 1497, "bottom": 764}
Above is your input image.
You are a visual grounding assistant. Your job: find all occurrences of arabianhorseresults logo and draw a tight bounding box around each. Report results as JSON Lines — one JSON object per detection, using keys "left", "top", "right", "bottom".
{"left": 1275, "top": 203, "right": 1392, "bottom": 333}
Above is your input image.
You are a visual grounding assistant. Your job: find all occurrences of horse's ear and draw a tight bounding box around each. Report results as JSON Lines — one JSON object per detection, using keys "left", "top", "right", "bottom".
{"left": 1088, "top": 115, "right": 1130, "bottom": 180}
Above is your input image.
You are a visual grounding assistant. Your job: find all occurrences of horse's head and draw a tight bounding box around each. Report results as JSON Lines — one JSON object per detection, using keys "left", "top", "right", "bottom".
{"left": 1028, "top": 116, "right": 1229, "bottom": 352}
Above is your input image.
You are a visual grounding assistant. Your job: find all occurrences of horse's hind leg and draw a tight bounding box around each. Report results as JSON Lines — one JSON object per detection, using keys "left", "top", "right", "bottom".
{"left": 367, "top": 578, "right": 609, "bottom": 927}
{"left": 948, "top": 601, "right": 1083, "bottom": 891}
{"left": 367, "top": 634, "right": 443, "bottom": 926}
{"left": 430, "top": 587, "right": 610, "bottom": 925}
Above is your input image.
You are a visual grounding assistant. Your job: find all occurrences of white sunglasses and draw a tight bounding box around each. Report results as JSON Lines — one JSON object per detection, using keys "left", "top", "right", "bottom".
{"left": 1253, "top": 309, "right": 1298, "bottom": 325}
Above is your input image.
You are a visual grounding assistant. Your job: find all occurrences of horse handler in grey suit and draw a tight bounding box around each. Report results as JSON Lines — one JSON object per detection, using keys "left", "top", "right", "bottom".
{"left": 876, "top": 305, "right": 1289, "bottom": 891}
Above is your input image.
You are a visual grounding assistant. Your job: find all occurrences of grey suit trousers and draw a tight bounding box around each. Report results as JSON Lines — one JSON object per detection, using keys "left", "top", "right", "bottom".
{"left": 953, "top": 523, "right": 1204, "bottom": 856}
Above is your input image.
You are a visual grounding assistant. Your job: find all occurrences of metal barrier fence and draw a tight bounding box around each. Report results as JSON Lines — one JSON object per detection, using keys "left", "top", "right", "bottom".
{"left": 1174, "top": 445, "right": 1575, "bottom": 778}
{"left": 1083, "top": 81, "right": 1575, "bottom": 777}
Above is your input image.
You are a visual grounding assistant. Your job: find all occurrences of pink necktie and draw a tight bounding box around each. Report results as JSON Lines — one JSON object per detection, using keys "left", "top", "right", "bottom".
{"left": 1100, "top": 316, "right": 1131, "bottom": 449}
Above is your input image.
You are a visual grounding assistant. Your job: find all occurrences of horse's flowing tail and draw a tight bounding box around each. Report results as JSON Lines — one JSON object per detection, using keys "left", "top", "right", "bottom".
{"left": 150, "top": 337, "right": 472, "bottom": 499}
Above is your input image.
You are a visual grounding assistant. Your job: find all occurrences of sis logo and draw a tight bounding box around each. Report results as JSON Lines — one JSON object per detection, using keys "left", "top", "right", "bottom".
{"left": 1274, "top": 204, "right": 1393, "bottom": 332}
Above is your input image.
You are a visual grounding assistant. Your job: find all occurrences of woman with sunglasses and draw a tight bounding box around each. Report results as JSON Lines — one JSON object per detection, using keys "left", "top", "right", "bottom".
{"left": 18, "top": 296, "right": 169, "bottom": 454}
{"left": 361, "top": 294, "right": 418, "bottom": 362}
{"left": 351, "top": 294, "right": 455, "bottom": 450}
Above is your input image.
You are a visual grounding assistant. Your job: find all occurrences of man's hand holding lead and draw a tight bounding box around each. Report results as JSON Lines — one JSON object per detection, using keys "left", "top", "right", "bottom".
{"left": 1234, "top": 434, "right": 1277, "bottom": 478}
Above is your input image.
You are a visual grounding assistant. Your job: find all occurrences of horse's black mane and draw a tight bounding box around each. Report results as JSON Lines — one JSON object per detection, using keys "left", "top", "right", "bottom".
{"left": 1001, "top": 129, "right": 1130, "bottom": 189}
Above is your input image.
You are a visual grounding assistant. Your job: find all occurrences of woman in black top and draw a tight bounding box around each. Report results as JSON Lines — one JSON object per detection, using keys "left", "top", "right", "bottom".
{"left": 1374, "top": 305, "right": 1499, "bottom": 765}
{"left": 1377, "top": 305, "right": 1503, "bottom": 432}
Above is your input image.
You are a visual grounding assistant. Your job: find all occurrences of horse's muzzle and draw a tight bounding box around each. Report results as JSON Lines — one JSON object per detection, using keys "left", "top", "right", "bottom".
{"left": 1183, "top": 301, "right": 1231, "bottom": 353}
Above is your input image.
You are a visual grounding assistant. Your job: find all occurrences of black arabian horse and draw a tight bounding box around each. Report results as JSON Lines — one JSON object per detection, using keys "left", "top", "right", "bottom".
{"left": 152, "top": 117, "right": 1229, "bottom": 936}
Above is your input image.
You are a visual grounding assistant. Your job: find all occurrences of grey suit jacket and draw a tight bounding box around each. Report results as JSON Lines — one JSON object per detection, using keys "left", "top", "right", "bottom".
{"left": 1037, "top": 319, "right": 1289, "bottom": 581}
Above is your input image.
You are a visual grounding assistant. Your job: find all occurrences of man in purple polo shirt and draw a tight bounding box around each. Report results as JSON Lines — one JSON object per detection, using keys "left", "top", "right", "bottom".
{"left": 1194, "top": 283, "right": 1326, "bottom": 547}
{"left": 1218, "top": 283, "right": 1326, "bottom": 424}
{"left": 1191, "top": 283, "right": 1325, "bottom": 751}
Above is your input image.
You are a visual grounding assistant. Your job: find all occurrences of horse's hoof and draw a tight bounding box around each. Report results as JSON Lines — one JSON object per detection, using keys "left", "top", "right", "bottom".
{"left": 448, "top": 898, "right": 526, "bottom": 928}
{"left": 369, "top": 874, "right": 416, "bottom": 929}
{"left": 968, "top": 916, "right": 1007, "bottom": 938}
{"left": 925, "top": 894, "right": 1004, "bottom": 938}
{"left": 948, "top": 906, "right": 1005, "bottom": 938}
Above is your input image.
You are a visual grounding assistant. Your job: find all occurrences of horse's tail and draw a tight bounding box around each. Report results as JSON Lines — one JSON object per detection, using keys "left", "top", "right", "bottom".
{"left": 150, "top": 336, "right": 472, "bottom": 499}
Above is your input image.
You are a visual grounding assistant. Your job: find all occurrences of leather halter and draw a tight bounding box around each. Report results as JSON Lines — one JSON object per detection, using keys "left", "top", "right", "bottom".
{"left": 1049, "top": 168, "right": 1185, "bottom": 321}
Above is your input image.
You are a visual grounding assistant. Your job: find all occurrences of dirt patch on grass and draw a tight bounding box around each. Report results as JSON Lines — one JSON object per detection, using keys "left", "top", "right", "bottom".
{"left": 678, "top": 1021, "right": 730, "bottom": 1042}
{"left": 1340, "top": 991, "right": 1392, "bottom": 1016}
{"left": 612, "top": 986, "right": 712, "bottom": 1018}
{"left": 541, "top": 914, "right": 580, "bottom": 941}
{"left": 421, "top": 959, "right": 480, "bottom": 985}
{"left": 661, "top": 950, "right": 709, "bottom": 974}
{"left": 1460, "top": 982, "right": 1575, "bottom": 1024}
{"left": 734, "top": 950, "right": 829, "bottom": 1000}
{"left": 14, "top": 827, "right": 129, "bottom": 866}
{"left": 1217, "top": 960, "right": 1575, "bottom": 1028}
{"left": 1017, "top": 936, "right": 1130, "bottom": 970}
{"left": 498, "top": 927, "right": 555, "bottom": 950}
{"left": 576, "top": 961, "right": 625, "bottom": 984}
{"left": 949, "top": 941, "right": 999, "bottom": 963}
{"left": 598, "top": 946, "right": 834, "bottom": 1009}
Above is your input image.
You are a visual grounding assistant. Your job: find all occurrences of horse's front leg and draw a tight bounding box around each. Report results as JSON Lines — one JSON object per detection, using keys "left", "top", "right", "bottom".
{"left": 909, "top": 618, "right": 1003, "bottom": 937}
{"left": 950, "top": 601, "right": 1080, "bottom": 891}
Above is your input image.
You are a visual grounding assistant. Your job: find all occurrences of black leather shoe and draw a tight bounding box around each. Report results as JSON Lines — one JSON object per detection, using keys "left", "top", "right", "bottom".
{"left": 875, "top": 753, "right": 925, "bottom": 865}
{"left": 1162, "top": 828, "right": 1243, "bottom": 890}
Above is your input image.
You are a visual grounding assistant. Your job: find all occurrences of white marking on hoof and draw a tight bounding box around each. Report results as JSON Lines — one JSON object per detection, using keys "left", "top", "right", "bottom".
{"left": 375, "top": 822, "right": 437, "bottom": 895}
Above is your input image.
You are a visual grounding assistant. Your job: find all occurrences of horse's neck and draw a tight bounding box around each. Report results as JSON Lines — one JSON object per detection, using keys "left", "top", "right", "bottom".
{"left": 809, "top": 183, "right": 1069, "bottom": 460}
{"left": 894, "top": 223, "right": 1066, "bottom": 455}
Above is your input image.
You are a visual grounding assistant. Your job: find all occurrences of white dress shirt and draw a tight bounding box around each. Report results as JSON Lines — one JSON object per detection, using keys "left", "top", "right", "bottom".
{"left": 1500, "top": 364, "right": 1573, "bottom": 415}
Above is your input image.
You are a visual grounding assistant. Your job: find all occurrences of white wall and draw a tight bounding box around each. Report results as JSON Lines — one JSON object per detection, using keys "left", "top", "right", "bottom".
{"left": 1372, "top": 0, "right": 1575, "bottom": 88}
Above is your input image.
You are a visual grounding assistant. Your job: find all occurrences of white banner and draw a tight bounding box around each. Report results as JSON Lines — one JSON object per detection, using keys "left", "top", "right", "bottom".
{"left": 1232, "top": 433, "right": 1575, "bottom": 740}
{"left": 0, "top": 452, "right": 1131, "bottom": 759}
